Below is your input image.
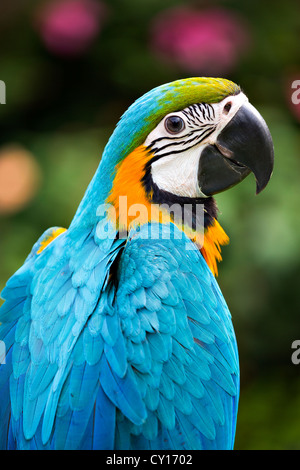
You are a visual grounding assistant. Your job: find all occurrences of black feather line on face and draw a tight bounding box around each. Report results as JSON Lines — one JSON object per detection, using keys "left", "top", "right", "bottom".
{"left": 147, "top": 126, "right": 216, "bottom": 160}
{"left": 147, "top": 127, "right": 205, "bottom": 148}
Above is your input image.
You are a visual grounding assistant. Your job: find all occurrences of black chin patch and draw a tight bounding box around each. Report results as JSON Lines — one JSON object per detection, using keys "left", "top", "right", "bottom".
{"left": 141, "top": 166, "right": 218, "bottom": 229}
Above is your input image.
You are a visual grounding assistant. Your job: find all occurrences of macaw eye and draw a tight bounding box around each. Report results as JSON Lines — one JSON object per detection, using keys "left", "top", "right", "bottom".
{"left": 164, "top": 115, "right": 185, "bottom": 134}
{"left": 223, "top": 102, "right": 232, "bottom": 115}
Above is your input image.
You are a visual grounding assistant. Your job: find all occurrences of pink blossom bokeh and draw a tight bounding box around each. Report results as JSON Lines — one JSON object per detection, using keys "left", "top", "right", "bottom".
{"left": 150, "top": 7, "right": 251, "bottom": 76}
{"left": 35, "top": 0, "right": 105, "bottom": 57}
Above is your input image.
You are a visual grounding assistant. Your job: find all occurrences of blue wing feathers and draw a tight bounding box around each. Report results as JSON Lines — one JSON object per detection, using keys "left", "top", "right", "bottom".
{"left": 0, "top": 221, "right": 239, "bottom": 449}
{"left": 92, "top": 385, "right": 116, "bottom": 449}
{"left": 104, "top": 332, "right": 128, "bottom": 377}
{"left": 100, "top": 356, "right": 147, "bottom": 426}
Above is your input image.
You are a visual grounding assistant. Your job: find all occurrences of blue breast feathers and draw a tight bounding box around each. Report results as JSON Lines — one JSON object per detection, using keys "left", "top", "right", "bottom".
{"left": 0, "top": 221, "right": 239, "bottom": 450}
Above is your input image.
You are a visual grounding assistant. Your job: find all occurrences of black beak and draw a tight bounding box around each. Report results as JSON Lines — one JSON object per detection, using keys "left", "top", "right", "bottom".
{"left": 198, "top": 102, "right": 274, "bottom": 196}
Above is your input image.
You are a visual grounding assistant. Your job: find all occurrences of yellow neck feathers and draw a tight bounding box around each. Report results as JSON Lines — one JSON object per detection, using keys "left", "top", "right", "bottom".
{"left": 107, "top": 145, "right": 229, "bottom": 276}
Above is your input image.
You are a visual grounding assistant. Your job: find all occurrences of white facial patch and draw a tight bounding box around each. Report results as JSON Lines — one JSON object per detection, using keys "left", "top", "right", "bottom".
{"left": 150, "top": 145, "right": 204, "bottom": 198}
{"left": 144, "top": 92, "right": 249, "bottom": 198}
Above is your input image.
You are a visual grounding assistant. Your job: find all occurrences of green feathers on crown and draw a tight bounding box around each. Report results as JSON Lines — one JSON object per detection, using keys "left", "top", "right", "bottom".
{"left": 155, "top": 77, "right": 240, "bottom": 114}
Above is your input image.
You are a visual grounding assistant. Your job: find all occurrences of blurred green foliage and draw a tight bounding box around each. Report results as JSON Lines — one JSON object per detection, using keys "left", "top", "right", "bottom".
{"left": 0, "top": 0, "right": 299, "bottom": 450}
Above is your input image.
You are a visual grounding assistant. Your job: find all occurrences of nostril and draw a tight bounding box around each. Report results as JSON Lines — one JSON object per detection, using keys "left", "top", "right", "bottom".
{"left": 223, "top": 102, "right": 232, "bottom": 115}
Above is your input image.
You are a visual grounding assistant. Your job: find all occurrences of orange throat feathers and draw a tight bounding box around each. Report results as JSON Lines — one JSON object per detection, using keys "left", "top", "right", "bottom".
{"left": 107, "top": 145, "right": 229, "bottom": 276}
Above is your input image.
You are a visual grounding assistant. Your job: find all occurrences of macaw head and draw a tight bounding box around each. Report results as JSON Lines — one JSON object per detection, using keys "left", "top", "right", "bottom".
{"left": 75, "top": 77, "right": 274, "bottom": 274}
{"left": 143, "top": 83, "right": 273, "bottom": 198}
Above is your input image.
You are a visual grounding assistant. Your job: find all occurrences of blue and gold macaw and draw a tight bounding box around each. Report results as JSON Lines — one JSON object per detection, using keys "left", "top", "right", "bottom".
{"left": 0, "top": 78, "right": 274, "bottom": 450}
